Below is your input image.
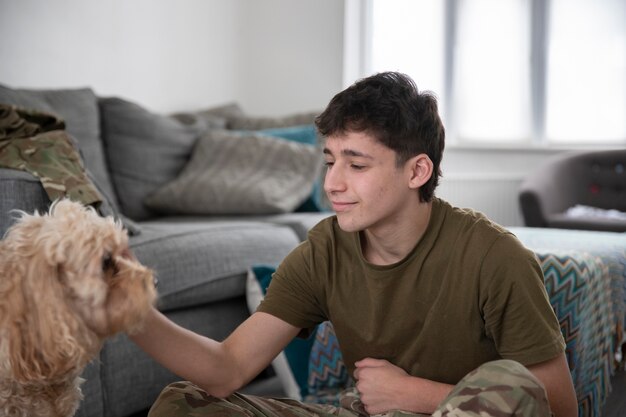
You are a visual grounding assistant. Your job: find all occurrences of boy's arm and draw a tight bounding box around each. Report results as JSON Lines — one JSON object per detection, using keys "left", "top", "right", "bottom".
{"left": 130, "top": 308, "right": 300, "bottom": 398}
{"left": 527, "top": 353, "right": 578, "bottom": 417}
{"left": 355, "top": 353, "right": 577, "bottom": 417}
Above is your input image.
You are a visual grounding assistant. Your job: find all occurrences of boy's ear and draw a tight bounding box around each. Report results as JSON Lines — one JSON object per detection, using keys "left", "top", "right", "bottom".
{"left": 407, "top": 154, "right": 433, "bottom": 189}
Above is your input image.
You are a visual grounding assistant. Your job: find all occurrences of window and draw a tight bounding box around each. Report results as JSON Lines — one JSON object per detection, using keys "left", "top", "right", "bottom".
{"left": 350, "top": 0, "right": 626, "bottom": 147}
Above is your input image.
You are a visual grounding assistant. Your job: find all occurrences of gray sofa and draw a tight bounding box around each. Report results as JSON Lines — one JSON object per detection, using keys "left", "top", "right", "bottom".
{"left": 0, "top": 85, "right": 330, "bottom": 417}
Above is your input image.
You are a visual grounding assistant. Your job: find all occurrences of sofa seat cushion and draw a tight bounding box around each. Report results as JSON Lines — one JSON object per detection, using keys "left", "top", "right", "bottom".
{"left": 99, "top": 300, "right": 254, "bottom": 417}
{"left": 155, "top": 212, "right": 333, "bottom": 242}
{"left": 131, "top": 220, "right": 301, "bottom": 311}
{"left": 547, "top": 213, "right": 626, "bottom": 233}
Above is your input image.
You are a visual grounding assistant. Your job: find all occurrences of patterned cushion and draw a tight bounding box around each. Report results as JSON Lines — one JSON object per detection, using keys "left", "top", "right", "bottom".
{"left": 255, "top": 125, "right": 326, "bottom": 212}
{"left": 305, "top": 321, "right": 351, "bottom": 405}
{"left": 227, "top": 111, "right": 319, "bottom": 130}
{"left": 145, "top": 130, "right": 322, "bottom": 215}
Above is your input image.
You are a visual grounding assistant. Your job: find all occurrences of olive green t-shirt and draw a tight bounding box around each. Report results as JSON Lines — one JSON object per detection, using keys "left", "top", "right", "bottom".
{"left": 258, "top": 198, "right": 565, "bottom": 384}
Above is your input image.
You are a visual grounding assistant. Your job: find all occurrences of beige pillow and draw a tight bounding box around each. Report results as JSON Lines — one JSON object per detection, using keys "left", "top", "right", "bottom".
{"left": 144, "top": 130, "right": 322, "bottom": 215}
{"left": 227, "top": 111, "right": 320, "bottom": 130}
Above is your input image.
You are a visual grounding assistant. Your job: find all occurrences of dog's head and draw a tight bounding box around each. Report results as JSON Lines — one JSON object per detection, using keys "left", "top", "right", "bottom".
{"left": 0, "top": 199, "right": 157, "bottom": 383}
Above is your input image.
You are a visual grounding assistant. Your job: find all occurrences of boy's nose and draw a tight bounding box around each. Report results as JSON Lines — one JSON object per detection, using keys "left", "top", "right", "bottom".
{"left": 323, "top": 166, "right": 346, "bottom": 195}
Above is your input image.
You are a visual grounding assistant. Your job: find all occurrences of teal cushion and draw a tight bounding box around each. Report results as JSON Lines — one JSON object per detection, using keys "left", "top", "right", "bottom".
{"left": 246, "top": 265, "right": 317, "bottom": 399}
{"left": 247, "top": 265, "right": 350, "bottom": 403}
{"left": 257, "top": 125, "right": 326, "bottom": 212}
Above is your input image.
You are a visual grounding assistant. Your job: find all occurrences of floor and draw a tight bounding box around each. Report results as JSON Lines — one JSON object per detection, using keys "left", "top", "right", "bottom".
{"left": 603, "top": 369, "right": 626, "bottom": 417}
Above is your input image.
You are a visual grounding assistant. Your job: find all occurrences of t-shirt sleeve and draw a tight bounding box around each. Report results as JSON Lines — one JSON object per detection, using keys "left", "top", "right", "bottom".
{"left": 480, "top": 233, "right": 566, "bottom": 366}
{"left": 256, "top": 240, "right": 327, "bottom": 335}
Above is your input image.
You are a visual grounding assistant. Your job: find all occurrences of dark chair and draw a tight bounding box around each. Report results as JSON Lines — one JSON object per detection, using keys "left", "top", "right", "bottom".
{"left": 519, "top": 149, "right": 626, "bottom": 232}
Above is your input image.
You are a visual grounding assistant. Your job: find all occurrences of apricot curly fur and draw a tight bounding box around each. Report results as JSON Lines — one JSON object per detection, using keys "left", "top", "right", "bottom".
{"left": 0, "top": 200, "right": 156, "bottom": 417}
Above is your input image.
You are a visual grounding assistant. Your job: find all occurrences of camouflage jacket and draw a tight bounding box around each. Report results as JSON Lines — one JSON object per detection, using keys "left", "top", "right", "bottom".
{"left": 0, "top": 104, "right": 103, "bottom": 206}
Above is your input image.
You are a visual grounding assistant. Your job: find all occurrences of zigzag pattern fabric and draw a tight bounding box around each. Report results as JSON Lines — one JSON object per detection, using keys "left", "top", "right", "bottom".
{"left": 512, "top": 227, "right": 626, "bottom": 417}
{"left": 513, "top": 227, "right": 626, "bottom": 346}
{"left": 539, "top": 252, "right": 614, "bottom": 417}
{"left": 305, "top": 321, "right": 351, "bottom": 405}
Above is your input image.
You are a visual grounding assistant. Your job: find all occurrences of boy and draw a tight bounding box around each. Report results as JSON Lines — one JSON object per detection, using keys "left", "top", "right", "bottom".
{"left": 132, "top": 72, "right": 577, "bottom": 417}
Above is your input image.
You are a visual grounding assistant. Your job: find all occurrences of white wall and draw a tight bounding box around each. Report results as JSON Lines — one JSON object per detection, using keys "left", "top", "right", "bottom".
{"left": 235, "top": 0, "right": 344, "bottom": 115}
{"left": 438, "top": 147, "right": 562, "bottom": 226}
{"left": 0, "top": 0, "right": 343, "bottom": 114}
{"left": 0, "top": 0, "right": 576, "bottom": 226}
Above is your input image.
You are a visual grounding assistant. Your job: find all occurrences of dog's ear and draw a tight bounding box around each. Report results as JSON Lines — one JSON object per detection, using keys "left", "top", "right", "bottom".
{"left": 2, "top": 242, "right": 93, "bottom": 383}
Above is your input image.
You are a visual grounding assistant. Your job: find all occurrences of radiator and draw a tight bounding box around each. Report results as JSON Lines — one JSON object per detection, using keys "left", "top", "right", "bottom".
{"left": 435, "top": 174, "right": 525, "bottom": 227}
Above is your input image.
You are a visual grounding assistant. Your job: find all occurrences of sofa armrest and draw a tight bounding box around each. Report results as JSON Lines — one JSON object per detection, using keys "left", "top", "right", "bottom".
{"left": 518, "top": 154, "right": 583, "bottom": 227}
{"left": 0, "top": 168, "right": 51, "bottom": 237}
{"left": 519, "top": 168, "right": 569, "bottom": 228}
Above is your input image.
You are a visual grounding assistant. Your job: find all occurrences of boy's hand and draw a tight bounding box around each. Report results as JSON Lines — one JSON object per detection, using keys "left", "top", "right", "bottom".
{"left": 354, "top": 358, "right": 453, "bottom": 415}
{"left": 353, "top": 358, "right": 410, "bottom": 415}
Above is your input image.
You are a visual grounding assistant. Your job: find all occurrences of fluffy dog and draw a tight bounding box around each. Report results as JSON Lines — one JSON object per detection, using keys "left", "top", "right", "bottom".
{"left": 0, "top": 200, "right": 157, "bottom": 417}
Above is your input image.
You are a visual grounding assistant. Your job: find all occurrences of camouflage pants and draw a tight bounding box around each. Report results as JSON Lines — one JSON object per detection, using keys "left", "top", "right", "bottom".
{"left": 148, "top": 360, "right": 551, "bottom": 417}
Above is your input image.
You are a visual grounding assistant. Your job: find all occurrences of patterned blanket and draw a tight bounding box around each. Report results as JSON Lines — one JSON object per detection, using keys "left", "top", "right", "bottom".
{"left": 511, "top": 227, "right": 626, "bottom": 417}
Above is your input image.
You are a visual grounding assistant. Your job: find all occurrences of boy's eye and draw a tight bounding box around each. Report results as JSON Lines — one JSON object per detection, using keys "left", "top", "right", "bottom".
{"left": 324, "top": 161, "right": 334, "bottom": 168}
{"left": 351, "top": 164, "right": 365, "bottom": 170}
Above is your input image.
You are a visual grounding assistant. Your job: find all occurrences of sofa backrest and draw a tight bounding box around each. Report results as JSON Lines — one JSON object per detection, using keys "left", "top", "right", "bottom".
{"left": 0, "top": 85, "right": 120, "bottom": 212}
{"left": 98, "top": 97, "right": 202, "bottom": 220}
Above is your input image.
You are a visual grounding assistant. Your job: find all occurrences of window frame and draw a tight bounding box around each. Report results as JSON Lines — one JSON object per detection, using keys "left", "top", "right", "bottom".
{"left": 344, "top": 0, "right": 626, "bottom": 150}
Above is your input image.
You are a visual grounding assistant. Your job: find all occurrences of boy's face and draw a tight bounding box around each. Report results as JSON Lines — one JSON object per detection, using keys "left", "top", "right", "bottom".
{"left": 323, "top": 131, "right": 421, "bottom": 234}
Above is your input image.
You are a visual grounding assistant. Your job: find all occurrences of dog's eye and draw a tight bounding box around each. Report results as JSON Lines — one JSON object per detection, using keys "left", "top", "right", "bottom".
{"left": 102, "top": 253, "right": 115, "bottom": 272}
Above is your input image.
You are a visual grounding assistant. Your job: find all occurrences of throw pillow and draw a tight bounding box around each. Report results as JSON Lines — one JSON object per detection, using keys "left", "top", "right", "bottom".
{"left": 171, "top": 102, "right": 245, "bottom": 131}
{"left": 99, "top": 97, "right": 203, "bottom": 220}
{"left": 227, "top": 111, "right": 320, "bottom": 130}
{"left": 304, "top": 321, "right": 351, "bottom": 405}
{"left": 245, "top": 265, "right": 318, "bottom": 400}
{"left": 256, "top": 125, "right": 326, "bottom": 212}
{"left": 144, "top": 130, "right": 322, "bottom": 215}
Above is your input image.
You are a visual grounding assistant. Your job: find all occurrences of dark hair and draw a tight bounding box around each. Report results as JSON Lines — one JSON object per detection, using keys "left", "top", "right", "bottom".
{"left": 315, "top": 71, "right": 445, "bottom": 202}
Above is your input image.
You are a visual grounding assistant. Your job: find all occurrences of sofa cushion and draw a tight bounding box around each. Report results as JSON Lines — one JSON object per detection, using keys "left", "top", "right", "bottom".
{"left": 246, "top": 265, "right": 317, "bottom": 400}
{"left": 0, "top": 168, "right": 140, "bottom": 238}
{"left": 227, "top": 111, "right": 320, "bottom": 130}
{"left": 0, "top": 168, "right": 50, "bottom": 236}
{"left": 305, "top": 321, "right": 351, "bottom": 406}
{"left": 0, "top": 85, "right": 119, "bottom": 209}
{"left": 150, "top": 212, "right": 333, "bottom": 242}
{"left": 130, "top": 220, "right": 300, "bottom": 311}
{"left": 99, "top": 97, "right": 203, "bottom": 220}
{"left": 100, "top": 301, "right": 252, "bottom": 417}
{"left": 144, "top": 130, "right": 322, "bottom": 215}
{"left": 74, "top": 361, "right": 104, "bottom": 417}
{"left": 256, "top": 125, "right": 326, "bottom": 212}
{"left": 246, "top": 265, "right": 350, "bottom": 405}
{"left": 171, "top": 102, "right": 245, "bottom": 130}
